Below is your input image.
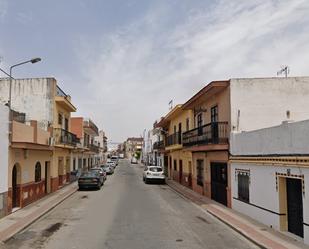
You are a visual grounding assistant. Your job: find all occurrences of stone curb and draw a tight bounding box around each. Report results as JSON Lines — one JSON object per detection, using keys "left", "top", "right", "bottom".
{"left": 0, "top": 185, "right": 78, "bottom": 243}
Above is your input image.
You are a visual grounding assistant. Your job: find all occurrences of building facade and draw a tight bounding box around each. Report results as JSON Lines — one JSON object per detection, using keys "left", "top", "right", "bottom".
{"left": 0, "top": 105, "right": 9, "bottom": 218}
{"left": 156, "top": 105, "right": 194, "bottom": 188}
{"left": 230, "top": 120, "right": 309, "bottom": 244}
{"left": 70, "top": 117, "right": 100, "bottom": 172}
{"left": 155, "top": 77, "right": 309, "bottom": 208}
{"left": 0, "top": 78, "right": 78, "bottom": 194}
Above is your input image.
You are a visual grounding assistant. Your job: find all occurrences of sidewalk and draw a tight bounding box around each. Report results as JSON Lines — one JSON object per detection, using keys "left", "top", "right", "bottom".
{"left": 0, "top": 183, "right": 78, "bottom": 243}
{"left": 166, "top": 179, "right": 309, "bottom": 249}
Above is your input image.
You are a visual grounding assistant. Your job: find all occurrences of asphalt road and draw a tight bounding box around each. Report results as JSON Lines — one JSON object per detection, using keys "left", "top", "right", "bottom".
{"left": 3, "top": 160, "right": 259, "bottom": 249}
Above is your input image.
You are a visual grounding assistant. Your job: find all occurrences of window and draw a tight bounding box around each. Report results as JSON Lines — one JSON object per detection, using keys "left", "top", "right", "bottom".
{"left": 65, "top": 118, "right": 69, "bottom": 130}
{"left": 211, "top": 105, "right": 218, "bottom": 122}
{"left": 197, "top": 113, "right": 203, "bottom": 127}
{"left": 196, "top": 160, "right": 204, "bottom": 186}
{"left": 58, "top": 113, "right": 62, "bottom": 125}
{"left": 173, "top": 160, "right": 177, "bottom": 171}
{"left": 238, "top": 172, "right": 250, "bottom": 202}
{"left": 197, "top": 113, "right": 203, "bottom": 135}
{"left": 35, "top": 162, "right": 41, "bottom": 182}
{"left": 186, "top": 118, "right": 189, "bottom": 131}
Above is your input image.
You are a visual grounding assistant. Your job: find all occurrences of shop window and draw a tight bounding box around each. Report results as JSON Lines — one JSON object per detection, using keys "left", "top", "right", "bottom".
{"left": 35, "top": 162, "right": 41, "bottom": 182}
{"left": 173, "top": 160, "right": 177, "bottom": 171}
{"left": 238, "top": 173, "right": 249, "bottom": 202}
{"left": 196, "top": 160, "right": 204, "bottom": 186}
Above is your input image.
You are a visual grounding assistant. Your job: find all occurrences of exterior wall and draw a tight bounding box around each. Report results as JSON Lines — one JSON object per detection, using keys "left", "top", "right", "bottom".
{"left": 193, "top": 87, "right": 230, "bottom": 126}
{"left": 70, "top": 117, "right": 84, "bottom": 138}
{"left": 231, "top": 119, "right": 309, "bottom": 156}
{"left": 192, "top": 151, "right": 230, "bottom": 206}
{"left": 168, "top": 110, "right": 194, "bottom": 134}
{"left": 54, "top": 102, "right": 71, "bottom": 130}
{"left": 0, "top": 105, "right": 9, "bottom": 217}
{"left": 8, "top": 148, "right": 52, "bottom": 211}
{"left": 51, "top": 148, "right": 70, "bottom": 190}
{"left": 169, "top": 150, "right": 193, "bottom": 188}
{"left": 0, "top": 78, "right": 55, "bottom": 130}
{"left": 231, "top": 162, "right": 309, "bottom": 244}
{"left": 230, "top": 77, "right": 309, "bottom": 133}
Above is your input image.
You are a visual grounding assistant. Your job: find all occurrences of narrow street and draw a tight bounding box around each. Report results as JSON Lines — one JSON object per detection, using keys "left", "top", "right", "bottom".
{"left": 3, "top": 160, "right": 258, "bottom": 249}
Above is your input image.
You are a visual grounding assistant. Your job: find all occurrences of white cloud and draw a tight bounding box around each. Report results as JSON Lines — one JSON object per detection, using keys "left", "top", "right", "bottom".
{"left": 76, "top": 0, "right": 309, "bottom": 142}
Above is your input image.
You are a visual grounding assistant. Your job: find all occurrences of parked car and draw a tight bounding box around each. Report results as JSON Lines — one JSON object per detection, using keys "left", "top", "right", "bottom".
{"left": 90, "top": 167, "right": 107, "bottom": 182}
{"left": 78, "top": 171, "right": 103, "bottom": 190}
{"left": 131, "top": 157, "right": 138, "bottom": 164}
{"left": 111, "top": 156, "right": 119, "bottom": 165}
{"left": 143, "top": 166, "right": 165, "bottom": 184}
{"left": 101, "top": 164, "right": 114, "bottom": 175}
{"left": 107, "top": 161, "right": 116, "bottom": 168}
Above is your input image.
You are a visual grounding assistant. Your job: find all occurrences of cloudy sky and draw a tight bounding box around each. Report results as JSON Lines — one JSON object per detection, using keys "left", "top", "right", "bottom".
{"left": 1, "top": 0, "right": 309, "bottom": 143}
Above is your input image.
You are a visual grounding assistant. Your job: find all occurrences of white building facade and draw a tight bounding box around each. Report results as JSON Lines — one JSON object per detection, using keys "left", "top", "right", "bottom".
{"left": 230, "top": 120, "right": 309, "bottom": 244}
{"left": 0, "top": 105, "right": 9, "bottom": 218}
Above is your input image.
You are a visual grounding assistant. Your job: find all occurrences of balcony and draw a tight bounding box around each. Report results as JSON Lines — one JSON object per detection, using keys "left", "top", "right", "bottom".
{"left": 182, "top": 122, "right": 228, "bottom": 148}
{"left": 153, "top": 140, "right": 165, "bottom": 150}
{"left": 83, "top": 118, "right": 99, "bottom": 136}
{"left": 166, "top": 132, "right": 181, "bottom": 147}
{"left": 89, "top": 144, "right": 100, "bottom": 153}
{"left": 54, "top": 128, "right": 79, "bottom": 147}
{"left": 55, "top": 86, "right": 77, "bottom": 112}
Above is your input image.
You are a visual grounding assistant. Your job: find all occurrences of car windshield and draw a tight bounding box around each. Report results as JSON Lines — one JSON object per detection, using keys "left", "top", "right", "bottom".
{"left": 149, "top": 167, "right": 163, "bottom": 172}
{"left": 80, "top": 172, "right": 98, "bottom": 177}
{"left": 90, "top": 169, "right": 101, "bottom": 173}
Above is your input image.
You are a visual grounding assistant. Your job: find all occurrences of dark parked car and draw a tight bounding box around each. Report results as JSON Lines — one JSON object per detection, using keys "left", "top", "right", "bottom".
{"left": 78, "top": 172, "right": 103, "bottom": 190}
{"left": 90, "top": 168, "right": 107, "bottom": 182}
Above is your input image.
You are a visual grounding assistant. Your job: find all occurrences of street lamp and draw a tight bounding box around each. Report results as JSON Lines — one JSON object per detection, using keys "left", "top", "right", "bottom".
{"left": 8, "top": 57, "right": 41, "bottom": 109}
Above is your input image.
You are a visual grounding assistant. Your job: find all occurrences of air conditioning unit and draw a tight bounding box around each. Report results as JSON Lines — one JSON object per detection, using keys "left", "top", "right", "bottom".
{"left": 48, "top": 137, "right": 54, "bottom": 146}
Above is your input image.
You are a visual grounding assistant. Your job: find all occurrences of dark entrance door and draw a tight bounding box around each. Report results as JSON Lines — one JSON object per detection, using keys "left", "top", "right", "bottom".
{"left": 211, "top": 163, "right": 227, "bottom": 206}
{"left": 179, "top": 160, "right": 183, "bottom": 184}
{"left": 287, "top": 178, "right": 303, "bottom": 237}
{"left": 12, "top": 165, "right": 18, "bottom": 208}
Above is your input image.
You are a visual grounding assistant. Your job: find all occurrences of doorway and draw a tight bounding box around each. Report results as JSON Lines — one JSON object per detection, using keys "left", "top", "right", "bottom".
{"left": 45, "top": 161, "right": 51, "bottom": 194}
{"left": 287, "top": 178, "right": 303, "bottom": 237}
{"left": 211, "top": 162, "right": 227, "bottom": 206}
{"left": 179, "top": 160, "right": 183, "bottom": 184}
{"left": 12, "top": 164, "right": 21, "bottom": 208}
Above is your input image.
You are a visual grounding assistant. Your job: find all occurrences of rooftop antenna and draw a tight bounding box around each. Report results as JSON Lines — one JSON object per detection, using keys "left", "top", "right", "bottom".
{"left": 277, "top": 65, "right": 290, "bottom": 78}
{"left": 168, "top": 99, "right": 173, "bottom": 110}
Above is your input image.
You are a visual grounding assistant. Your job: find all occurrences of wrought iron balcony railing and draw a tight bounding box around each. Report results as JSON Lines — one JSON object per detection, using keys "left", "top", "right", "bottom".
{"left": 89, "top": 144, "right": 100, "bottom": 153}
{"left": 182, "top": 122, "right": 228, "bottom": 147}
{"left": 54, "top": 128, "right": 79, "bottom": 146}
{"left": 166, "top": 131, "right": 182, "bottom": 147}
{"left": 153, "top": 140, "right": 165, "bottom": 150}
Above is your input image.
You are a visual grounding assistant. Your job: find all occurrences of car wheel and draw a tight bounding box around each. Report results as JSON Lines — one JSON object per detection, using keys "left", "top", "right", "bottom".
{"left": 145, "top": 178, "right": 149, "bottom": 184}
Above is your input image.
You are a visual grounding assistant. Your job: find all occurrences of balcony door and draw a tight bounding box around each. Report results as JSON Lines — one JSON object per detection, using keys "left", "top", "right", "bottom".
{"left": 211, "top": 106, "right": 219, "bottom": 143}
{"left": 197, "top": 113, "right": 203, "bottom": 136}
{"left": 178, "top": 123, "right": 182, "bottom": 144}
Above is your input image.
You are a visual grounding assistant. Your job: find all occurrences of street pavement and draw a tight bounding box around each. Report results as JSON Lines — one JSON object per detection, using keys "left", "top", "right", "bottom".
{"left": 1, "top": 160, "right": 259, "bottom": 249}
